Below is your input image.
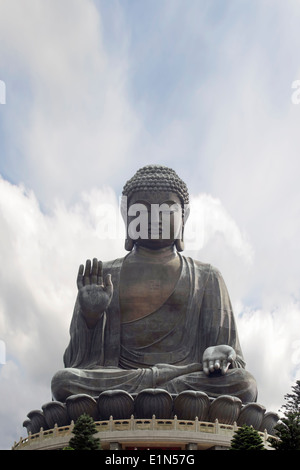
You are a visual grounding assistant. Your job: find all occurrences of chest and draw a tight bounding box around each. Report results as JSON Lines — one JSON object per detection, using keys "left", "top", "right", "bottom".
{"left": 119, "top": 259, "right": 182, "bottom": 322}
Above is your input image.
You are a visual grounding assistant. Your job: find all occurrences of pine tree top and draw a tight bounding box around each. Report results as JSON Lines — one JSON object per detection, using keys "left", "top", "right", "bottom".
{"left": 68, "top": 413, "right": 101, "bottom": 451}
{"left": 230, "top": 425, "right": 265, "bottom": 451}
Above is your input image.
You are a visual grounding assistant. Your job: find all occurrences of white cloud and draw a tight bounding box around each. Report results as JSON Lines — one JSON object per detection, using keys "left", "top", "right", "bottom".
{"left": 238, "top": 301, "right": 300, "bottom": 412}
{"left": 0, "top": 0, "right": 139, "bottom": 208}
{"left": 186, "top": 193, "right": 254, "bottom": 263}
{"left": 185, "top": 193, "right": 254, "bottom": 304}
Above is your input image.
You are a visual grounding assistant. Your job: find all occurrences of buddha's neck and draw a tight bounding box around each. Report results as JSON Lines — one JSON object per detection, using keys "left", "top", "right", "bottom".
{"left": 130, "top": 244, "right": 179, "bottom": 263}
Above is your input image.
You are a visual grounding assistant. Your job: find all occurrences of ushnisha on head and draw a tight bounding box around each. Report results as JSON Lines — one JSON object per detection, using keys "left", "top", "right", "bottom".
{"left": 122, "top": 164, "right": 189, "bottom": 207}
{"left": 121, "top": 164, "right": 190, "bottom": 252}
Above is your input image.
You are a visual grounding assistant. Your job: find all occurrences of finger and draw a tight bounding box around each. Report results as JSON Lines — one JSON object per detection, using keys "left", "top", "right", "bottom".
{"left": 221, "top": 360, "right": 230, "bottom": 375}
{"left": 104, "top": 273, "right": 113, "bottom": 296}
{"left": 84, "top": 259, "right": 91, "bottom": 285}
{"left": 105, "top": 273, "right": 112, "bottom": 286}
{"left": 91, "top": 258, "right": 98, "bottom": 284}
{"left": 77, "top": 264, "right": 84, "bottom": 289}
{"left": 97, "top": 260, "right": 103, "bottom": 286}
{"left": 203, "top": 361, "right": 209, "bottom": 376}
{"left": 228, "top": 353, "right": 235, "bottom": 364}
{"left": 209, "top": 360, "right": 214, "bottom": 372}
{"left": 214, "top": 360, "right": 220, "bottom": 370}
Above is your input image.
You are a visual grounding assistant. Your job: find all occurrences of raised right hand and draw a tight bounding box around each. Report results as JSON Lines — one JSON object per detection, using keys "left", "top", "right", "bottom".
{"left": 77, "top": 258, "right": 113, "bottom": 327}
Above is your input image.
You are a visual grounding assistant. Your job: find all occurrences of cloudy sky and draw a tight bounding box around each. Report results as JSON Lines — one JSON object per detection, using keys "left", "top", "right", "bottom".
{"left": 1, "top": 0, "right": 300, "bottom": 449}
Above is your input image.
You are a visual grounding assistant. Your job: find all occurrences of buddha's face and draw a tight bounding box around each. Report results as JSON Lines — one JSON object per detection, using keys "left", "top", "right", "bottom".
{"left": 125, "top": 191, "right": 184, "bottom": 249}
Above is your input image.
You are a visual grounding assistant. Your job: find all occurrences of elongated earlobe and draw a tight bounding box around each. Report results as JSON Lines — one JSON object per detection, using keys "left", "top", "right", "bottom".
{"left": 175, "top": 238, "right": 184, "bottom": 252}
{"left": 175, "top": 224, "right": 184, "bottom": 252}
{"left": 125, "top": 238, "right": 134, "bottom": 251}
{"left": 175, "top": 215, "right": 185, "bottom": 252}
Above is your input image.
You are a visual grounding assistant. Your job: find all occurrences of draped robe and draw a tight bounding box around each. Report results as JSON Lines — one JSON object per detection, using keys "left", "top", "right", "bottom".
{"left": 51, "top": 255, "right": 257, "bottom": 403}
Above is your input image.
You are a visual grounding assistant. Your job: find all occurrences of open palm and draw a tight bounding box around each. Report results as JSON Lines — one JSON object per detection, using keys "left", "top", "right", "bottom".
{"left": 77, "top": 258, "right": 113, "bottom": 322}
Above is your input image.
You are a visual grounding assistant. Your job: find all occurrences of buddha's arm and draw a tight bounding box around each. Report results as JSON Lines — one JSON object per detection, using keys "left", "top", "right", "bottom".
{"left": 200, "top": 265, "right": 246, "bottom": 373}
{"left": 63, "top": 295, "right": 108, "bottom": 368}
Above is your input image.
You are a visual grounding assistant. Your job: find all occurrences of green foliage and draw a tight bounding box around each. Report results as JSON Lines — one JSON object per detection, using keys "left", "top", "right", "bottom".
{"left": 68, "top": 413, "right": 101, "bottom": 451}
{"left": 230, "top": 425, "right": 265, "bottom": 450}
{"left": 270, "top": 380, "right": 300, "bottom": 451}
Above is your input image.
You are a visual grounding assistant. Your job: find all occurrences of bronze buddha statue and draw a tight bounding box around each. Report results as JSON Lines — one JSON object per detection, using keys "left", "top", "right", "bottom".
{"left": 51, "top": 165, "right": 257, "bottom": 404}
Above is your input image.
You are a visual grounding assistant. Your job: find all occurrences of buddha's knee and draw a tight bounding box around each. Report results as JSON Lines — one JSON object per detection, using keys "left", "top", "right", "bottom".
{"left": 51, "top": 368, "right": 76, "bottom": 402}
{"left": 227, "top": 368, "right": 258, "bottom": 402}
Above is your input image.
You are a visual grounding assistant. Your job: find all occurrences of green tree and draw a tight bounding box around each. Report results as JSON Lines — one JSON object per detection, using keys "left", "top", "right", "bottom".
{"left": 230, "top": 425, "right": 265, "bottom": 450}
{"left": 68, "top": 413, "right": 101, "bottom": 451}
{"left": 270, "top": 379, "right": 300, "bottom": 451}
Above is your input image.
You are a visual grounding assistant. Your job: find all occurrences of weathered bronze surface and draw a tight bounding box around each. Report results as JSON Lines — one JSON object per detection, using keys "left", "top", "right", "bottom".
{"left": 51, "top": 165, "right": 257, "bottom": 404}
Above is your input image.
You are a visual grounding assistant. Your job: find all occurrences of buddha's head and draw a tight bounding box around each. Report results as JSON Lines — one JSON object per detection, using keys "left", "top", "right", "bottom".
{"left": 122, "top": 165, "right": 190, "bottom": 251}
